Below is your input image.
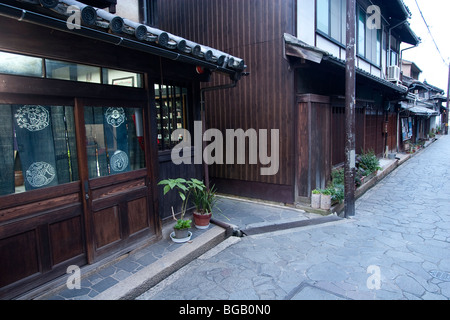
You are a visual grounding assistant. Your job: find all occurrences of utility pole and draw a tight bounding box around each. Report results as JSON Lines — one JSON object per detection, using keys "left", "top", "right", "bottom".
{"left": 345, "top": 0, "right": 356, "bottom": 218}
{"left": 446, "top": 63, "right": 450, "bottom": 135}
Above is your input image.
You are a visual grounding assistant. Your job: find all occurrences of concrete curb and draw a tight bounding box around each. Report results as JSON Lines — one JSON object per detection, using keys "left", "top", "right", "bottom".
{"left": 94, "top": 225, "right": 227, "bottom": 300}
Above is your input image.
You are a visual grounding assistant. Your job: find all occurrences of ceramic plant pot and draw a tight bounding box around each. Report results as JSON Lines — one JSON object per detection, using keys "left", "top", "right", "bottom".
{"left": 193, "top": 211, "right": 212, "bottom": 229}
{"left": 171, "top": 228, "right": 192, "bottom": 243}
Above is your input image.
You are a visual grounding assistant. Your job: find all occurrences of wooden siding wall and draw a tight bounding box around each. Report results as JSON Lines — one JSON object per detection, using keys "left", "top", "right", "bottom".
{"left": 365, "top": 112, "right": 385, "bottom": 156}
{"left": 331, "top": 107, "right": 365, "bottom": 166}
{"left": 158, "top": 0, "right": 297, "bottom": 188}
{"left": 387, "top": 113, "right": 398, "bottom": 153}
{"left": 331, "top": 108, "right": 396, "bottom": 167}
{"left": 158, "top": 153, "right": 202, "bottom": 222}
{"left": 297, "top": 94, "right": 331, "bottom": 198}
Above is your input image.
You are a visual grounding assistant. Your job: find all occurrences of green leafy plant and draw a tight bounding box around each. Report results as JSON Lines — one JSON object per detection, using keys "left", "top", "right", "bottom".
{"left": 327, "top": 168, "right": 347, "bottom": 204}
{"left": 191, "top": 184, "right": 219, "bottom": 215}
{"left": 331, "top": 168, "right": 344, "bottom": 186}
{"left": 158, "top": 178, "right": 205, "bottom": 229}
{"left": 312, "top": 189, "right": 321, "bottom": 195}
{"left": 320, "top": 188, "right": 333, "bottom": 196}
{"left": 173, "top": 219, "right": 192, "bottom": 230}
{"left": 356, "top": 149, "right": 381, "bottom": 176}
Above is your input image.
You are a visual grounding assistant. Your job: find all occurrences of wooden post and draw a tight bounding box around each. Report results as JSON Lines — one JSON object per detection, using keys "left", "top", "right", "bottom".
{"left": 345, "top": 0, "right": 356, "bottom": 218}
{"left": 446, "top": 63, "right": 450, "bottom": 135}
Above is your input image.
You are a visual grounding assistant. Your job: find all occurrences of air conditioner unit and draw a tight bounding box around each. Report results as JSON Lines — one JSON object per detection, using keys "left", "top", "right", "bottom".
{"left": 387, "top": 65, "right": 401, "bottom": 82}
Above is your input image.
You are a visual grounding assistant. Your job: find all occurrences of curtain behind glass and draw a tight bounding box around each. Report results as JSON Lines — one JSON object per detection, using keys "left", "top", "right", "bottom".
{"left": 0, "top": 104, "right": 78, "bottom": 196}
{"left": 0, "top": 106, "right": 14, "bottom": 195}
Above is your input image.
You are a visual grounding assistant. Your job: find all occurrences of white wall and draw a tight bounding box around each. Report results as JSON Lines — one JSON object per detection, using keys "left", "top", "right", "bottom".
{"left": 114, "top": 0, "right": 140, "bottom": 22}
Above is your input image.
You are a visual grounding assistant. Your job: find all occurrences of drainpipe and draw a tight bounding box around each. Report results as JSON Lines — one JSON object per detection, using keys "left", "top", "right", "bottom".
{"left": 200, "top": 80, "right": 239, "bottom": 190}
{"left": 388, "top": 20, "right": 407, "bottom": 67}
{"left": 400, "top": 43, "right": 419, "bottom": 69}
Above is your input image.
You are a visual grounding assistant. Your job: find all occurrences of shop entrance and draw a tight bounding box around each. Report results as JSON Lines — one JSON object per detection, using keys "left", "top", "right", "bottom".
{"left": 78, "top": 99, "right": 157, "bottom": 263}
{"left": 0, "top": 90, "right": 158, "bottom": 299}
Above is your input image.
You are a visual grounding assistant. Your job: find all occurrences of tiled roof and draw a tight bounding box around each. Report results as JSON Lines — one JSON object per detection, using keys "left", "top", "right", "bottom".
{"left": 400, "top": 101, "right": 439, "bottom": 116}
{"left": 2, "top": 0, "right": 246, "bottom": 76}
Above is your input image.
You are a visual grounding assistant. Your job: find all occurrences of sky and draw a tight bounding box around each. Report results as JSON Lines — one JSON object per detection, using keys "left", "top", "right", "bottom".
{"left": 401, "top": 0, "right": 450, "bottom": 95}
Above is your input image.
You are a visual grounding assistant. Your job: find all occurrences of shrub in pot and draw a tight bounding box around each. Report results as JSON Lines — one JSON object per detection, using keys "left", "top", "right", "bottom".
{"left": 311, "top": 189, "right": 321, "bottom": 209}
{"left": 191, "top": 184, "right": 219, "bottom": 229}
{"left": 173, "top": 218, "right": 192, "bottom": 239}
{"left": 320, "top": 188, "right": 332, "bottom": 210}
{"left": 158, "top": 178, "right": 204, "bottom": 242}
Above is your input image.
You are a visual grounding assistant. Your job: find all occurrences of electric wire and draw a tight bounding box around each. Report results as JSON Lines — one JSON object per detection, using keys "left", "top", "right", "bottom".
{"left": 414, "top": 0, "right": 448, "bottom": 66}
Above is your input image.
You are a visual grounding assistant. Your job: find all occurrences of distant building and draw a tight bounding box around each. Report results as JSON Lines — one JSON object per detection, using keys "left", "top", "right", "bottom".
{"left": 400, "top": 59, "right": 446, "bottom": 148}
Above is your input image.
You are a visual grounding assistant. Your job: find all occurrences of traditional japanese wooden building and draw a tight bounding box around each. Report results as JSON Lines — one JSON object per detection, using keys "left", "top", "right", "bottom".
{"left": 0, "top": 0, "right": 246, "bottom": 299}
{"left": 158, "top": 0, "right": 420, "bottom": 203}
{"left": 400, "top": 62, "right": 446, "bottom": 149}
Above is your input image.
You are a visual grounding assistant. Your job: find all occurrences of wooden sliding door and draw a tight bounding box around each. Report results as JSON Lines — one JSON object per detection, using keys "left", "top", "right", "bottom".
{"left": 78, "top": 100, "right": 157, "bottom": 263}
{"left": 0, "top": 98, "right": 86, "bottom": 299}
{"left": 0, "top": 94, "right": 158, "bottom": 298}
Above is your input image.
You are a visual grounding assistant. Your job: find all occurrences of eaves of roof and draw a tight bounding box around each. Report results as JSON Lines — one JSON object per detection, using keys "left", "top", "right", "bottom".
{"left": 379, "top": 0, "right": 411, "bottom": 22}
{"left": 284, "top": 34, "right": 407, "bottom": 94}
{"left": 0, "top": 0, "right": 246, "bottom": 79}
{"left": 323, "top": 55, "right": 408, "bottom": 93}
{"left": 423, "top": 81, "right": 445, "bottom": 95}
{"left": 400, "top": 101, "right": 439, "bottom": 116}
{"left": 394, "top": 21, "right": 420, "bottom": 46}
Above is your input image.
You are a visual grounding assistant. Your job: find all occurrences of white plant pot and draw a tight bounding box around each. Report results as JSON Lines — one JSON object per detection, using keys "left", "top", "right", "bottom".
{"left": 311, "top": 193, "right": 321, "bottom": 209}
{"left": 320, "top": 194, "right": 332, "bottom": 210}
{"left": 170, "top": 230, "right": 192, "bottom": 243}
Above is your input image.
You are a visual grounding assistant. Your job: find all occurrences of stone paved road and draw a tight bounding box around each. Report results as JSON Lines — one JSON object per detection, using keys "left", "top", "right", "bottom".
{"left": 138, "top": 135, "right": 450, "bottom": 300}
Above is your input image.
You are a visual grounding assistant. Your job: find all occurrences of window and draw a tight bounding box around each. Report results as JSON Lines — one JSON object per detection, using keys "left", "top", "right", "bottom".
{"left": 0, "top": 52, "right": 43, "bottom": 77}
{"left": 103, "top": 69, "right": 143, "bottom": 87}
{"left": 389, "top": 36, "right": 399, "bottom": 67}
{"left": 140, "top": 0, "right": 158, "bottom": 27}
{"left": 46, "top": 59, "right": 101, "bottom": 83}
{"left": 0, "top": 104, "right": 79, "bottom": 195}
{"left": 357, "top": 6, "right": 382, "bottom": 66}
{"left": 154, "top": 84, "right": 188, "bottom": 151}
{"left": 0, "top": 50, "right": 143, "bottom": 88}
{"left": 84, "top": 106, "right": 146, "bottom": 179}
{"left": 316, "top": 2, "right": 382, "bottom": 66}
{"left": 317, "top": 0, "right": 329, "bottom": 34}
{"left": 316, "top": 0, "right": 346, "bottom": 45}
{"left": 358, "top": 7, "right": 366, "bottom": 57}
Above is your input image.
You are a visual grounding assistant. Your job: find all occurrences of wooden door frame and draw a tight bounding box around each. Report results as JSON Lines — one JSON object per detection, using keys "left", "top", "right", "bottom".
{"left": 295, "top": 94, "right": 331, "bottom": 202}
{"left": 75, "top": 97, "right": 158, "bottom": 263}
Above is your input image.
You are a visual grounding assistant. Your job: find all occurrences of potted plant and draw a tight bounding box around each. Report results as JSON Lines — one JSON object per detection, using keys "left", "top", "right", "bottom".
{"left": 311, "top": 189, "right": 321, "bottom": 209}
{"left": 158, "top": 178, "right": 204, "bottom": 243}
{"left": 320, "top": 188, "right": 332, "bottom": 210}
{"left": 191, "top": 183, "right": 219, "bottom": 229}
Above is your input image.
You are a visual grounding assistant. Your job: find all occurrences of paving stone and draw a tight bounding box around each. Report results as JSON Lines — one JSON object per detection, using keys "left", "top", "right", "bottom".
{"left": 91, "top": 277, "right": 119, "bottom": 293}
{"left": 290, "top": 285, "right": 346, "bottom": 300}
{"left": 44, "top": 136, "right": 450, "bottom": 300}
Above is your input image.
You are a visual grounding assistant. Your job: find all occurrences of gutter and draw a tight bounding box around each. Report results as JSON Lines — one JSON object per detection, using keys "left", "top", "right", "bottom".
{"left": 0, "top": 2, "right": 243, "bottom": 78}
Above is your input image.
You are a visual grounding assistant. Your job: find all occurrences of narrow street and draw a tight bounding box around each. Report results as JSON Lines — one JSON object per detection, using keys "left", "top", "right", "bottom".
{"left": 138, "top": 135, "right": 450, "bottom": 300}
